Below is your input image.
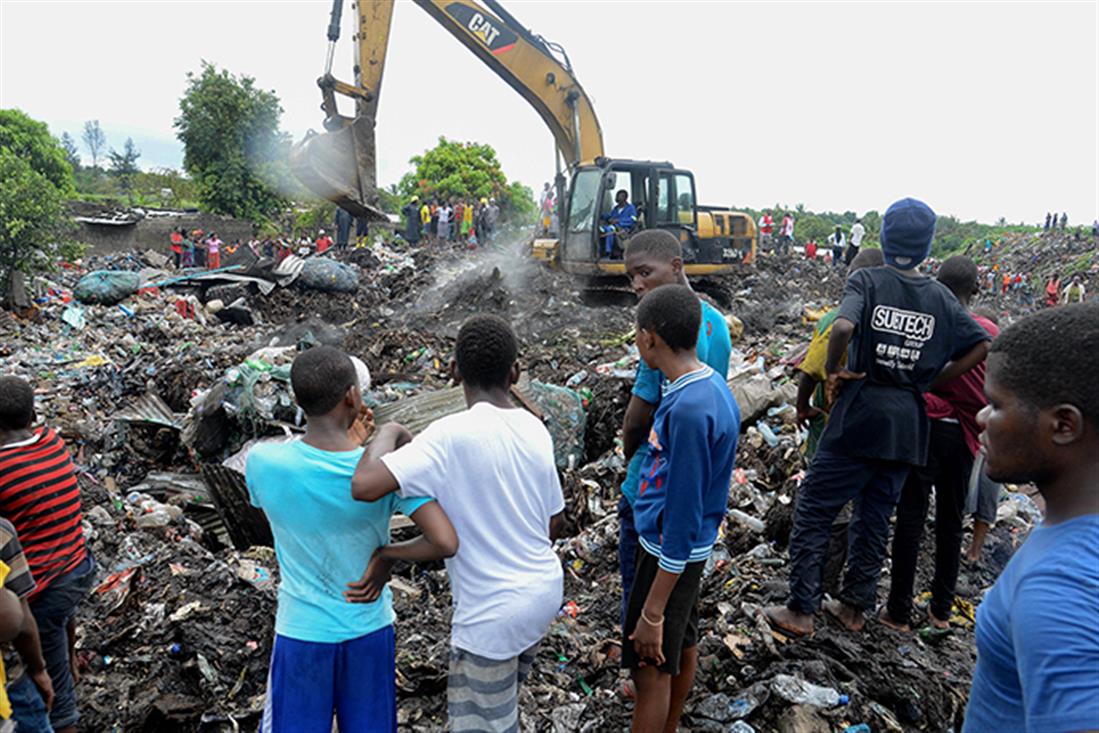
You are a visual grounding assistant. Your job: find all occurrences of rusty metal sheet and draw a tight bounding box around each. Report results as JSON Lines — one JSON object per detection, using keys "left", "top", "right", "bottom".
{"left": 113, "top": 393, "right": 184, "bottom": 430}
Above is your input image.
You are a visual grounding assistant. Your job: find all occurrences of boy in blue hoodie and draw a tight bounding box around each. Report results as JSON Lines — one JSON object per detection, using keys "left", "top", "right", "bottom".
{"left": 623, "top": 285, "right": 740, "bottom": 733}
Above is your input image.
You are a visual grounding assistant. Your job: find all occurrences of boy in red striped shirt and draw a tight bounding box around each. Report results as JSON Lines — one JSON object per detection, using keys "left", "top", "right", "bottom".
{"left": 0, "top": 376, "right": 94, "bottom": 733}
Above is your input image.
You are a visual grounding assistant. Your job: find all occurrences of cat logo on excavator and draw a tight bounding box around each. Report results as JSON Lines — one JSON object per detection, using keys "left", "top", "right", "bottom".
{"left": 444, "top": 3, "right": 517, "bottom": 54}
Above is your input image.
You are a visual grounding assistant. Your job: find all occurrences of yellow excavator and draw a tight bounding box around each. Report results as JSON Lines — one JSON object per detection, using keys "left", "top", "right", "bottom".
{"left": 291, "top": 0, "right": 757, "bottom": 278}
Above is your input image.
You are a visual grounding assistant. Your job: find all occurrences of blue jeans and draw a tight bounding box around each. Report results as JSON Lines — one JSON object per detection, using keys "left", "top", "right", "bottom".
{"left": 27, "top": 553, "right": 96, "bottom": 731}
{"left": 6, "top": 674, "right": 53, "bottom": 732}
{"left": 617, "top": 495, "right": 639, "bottom": 627}
{"left": 787, "top": 449, "right": 908, "bottom": 614}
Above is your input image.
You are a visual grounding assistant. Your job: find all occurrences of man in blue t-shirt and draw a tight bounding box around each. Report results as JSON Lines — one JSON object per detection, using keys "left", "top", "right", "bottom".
{"left": 963, "top": 303, "right": 1099, "bottom": 733}
{"left": 619, "top": 230, "right": 732, "bottom": 627}
{"left": 765, "top": 198, "right": 991, "bottom": 637}
{"left": 601, "top": 189, "right": 639, "bottom": 257}
{"left": 246, "top": 346, "right": 457, "bottom": 732}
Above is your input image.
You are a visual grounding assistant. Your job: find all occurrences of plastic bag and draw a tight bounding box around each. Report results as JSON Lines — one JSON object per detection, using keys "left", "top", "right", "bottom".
{"left": 298, "top": 257, "right": 359, "bottom": 293}
{"left": 74, "top": 270, "right": 142, "bottom": 304}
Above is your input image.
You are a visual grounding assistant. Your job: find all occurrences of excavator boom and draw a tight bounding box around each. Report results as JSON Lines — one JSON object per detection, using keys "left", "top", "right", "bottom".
{"left": 291, "top": 0, "right": 604, "bottom": 218}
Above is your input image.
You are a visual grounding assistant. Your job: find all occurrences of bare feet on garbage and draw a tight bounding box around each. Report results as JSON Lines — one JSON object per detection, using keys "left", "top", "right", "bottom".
{"left": 763, "top": 605, "right": 814, "bottom": 637}
{"left": 877, "top": 608, "right": 911, "bottom": 633}
{"left": 823, "top": 599, "right": 866, "bottom": 632}
{"left": 928, "top": 609, "right": 951, "bottom": 630}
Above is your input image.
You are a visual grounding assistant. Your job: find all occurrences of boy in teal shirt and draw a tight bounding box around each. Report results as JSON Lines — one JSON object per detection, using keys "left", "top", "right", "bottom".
{"left": 246, "top": 346, "right": 457, "bottom": 732}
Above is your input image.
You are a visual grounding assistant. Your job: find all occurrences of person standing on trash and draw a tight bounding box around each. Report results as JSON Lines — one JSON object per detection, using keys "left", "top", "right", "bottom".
{"left": 779, "top": 212, "right": 795, "bottom": 256}
{"left": 828, "top": 225, "right": 846, "bottom": 268}
{"left": 1, "top": 518, "right": 57, "bottom": 733}
{"left": 246, "top": 346, "right": 457, "bottom": 732}
{"left": 437, "top": 200, "right": 452, "bottom": 241}
{"left": 795, "top": 248, "right": 884, "bottom": 595}
{"left": 881, "top": 255, "right": 1000, "bottom": 633}
{"left": 461, "top": 199, "right": 474, "bottom": 242}
{"left": 453, "top": 201, "right": 465, "bottom": 242}
{"left": 962, "top": 303, "right": 1099, "bottom": 733}
{"left": 849, "top": 219, "right": 866, "bottom": 263}
{"left": 314, "top": 229, "right": 333, "bottom": 255}
{"left": 335, "top": 206, "right": 354, "bottom": 251}
{"left": 758, "top": 210, "right": 774, "bottom": 251}
{"left": 351, "top": 315, "right": 565, "bottom": 733}
{"left": 421, "top": 200, "right": 432, "bottom": 240}
{"left": 1059, "top": 211, "right": 1068, "bottom": 230}
{"left": 619, "top": 231, "right": 732, "bottom": 641}
{"left": 0, "top": 376, "right": 95, "bottom": 733}
{"left": 622, "top": 284, "right": 740, "bottom": 733}
{"left": 1061, "top": 274, "right": 1086, "bottom": 304}
{"left": 401, "top": 197, "right": 421, "bottom": 245}
{"left": 764, "top": 198, "right": 991, "bottom": 637}
{"left": 1045, "top": 272, "right": 1062, "bottom": 307}
{"left": 169, "top": 227, "right": 183, "bottom": 269}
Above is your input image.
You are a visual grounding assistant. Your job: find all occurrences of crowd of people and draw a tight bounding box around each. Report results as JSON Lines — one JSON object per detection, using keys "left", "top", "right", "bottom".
{"left": 400, "top": 196, "right": 500, "bottom": 248}
{"left": 758, "top": 210, "right": 867, "bottom": 267}
{"left": 166, "top": 221, "right": 370, "bottom": 271}
{"left": 4, "top": 197, "right": 1097, "bottom": 733}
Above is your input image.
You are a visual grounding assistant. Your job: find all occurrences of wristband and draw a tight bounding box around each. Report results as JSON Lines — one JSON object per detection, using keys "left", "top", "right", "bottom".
{"left": 640, "top": 609, "right": 664, "bottom": 627}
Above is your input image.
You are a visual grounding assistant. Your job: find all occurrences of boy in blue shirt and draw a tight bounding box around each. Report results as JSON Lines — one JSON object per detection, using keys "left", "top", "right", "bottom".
{"left": 619, "top": 230, "right": 732, "bottom": 629}
{"left": 623, "top": 284, "right": 740, "bottom": 733}
{"left": 246, "top": 346, "right": 457, "bottom": 733}
{"left": 963, "top": 303, "right": 1099, "bottom": 733}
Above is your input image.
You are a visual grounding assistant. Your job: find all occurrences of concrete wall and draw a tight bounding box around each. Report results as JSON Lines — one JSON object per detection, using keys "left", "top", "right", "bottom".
{"left": 73, "top": 206, "right": 254, "bottom": 254}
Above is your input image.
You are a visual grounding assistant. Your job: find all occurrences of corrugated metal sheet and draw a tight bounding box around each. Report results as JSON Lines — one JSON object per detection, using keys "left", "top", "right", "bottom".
{"left": 113, "top": 393, "right": 184, "bottom": 429}
{"left": 272, "top": 255, "right": 306, "bottom": 286}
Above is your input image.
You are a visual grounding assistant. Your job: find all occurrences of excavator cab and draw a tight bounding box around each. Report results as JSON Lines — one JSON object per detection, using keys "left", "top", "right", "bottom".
{"left": 555, "top": 158, "right": 749, "bottom": 276}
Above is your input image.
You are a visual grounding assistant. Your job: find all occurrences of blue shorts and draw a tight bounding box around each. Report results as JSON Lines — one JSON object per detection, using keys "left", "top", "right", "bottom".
{"left": 262, "top": 625, "right": 396, "bottom": 733}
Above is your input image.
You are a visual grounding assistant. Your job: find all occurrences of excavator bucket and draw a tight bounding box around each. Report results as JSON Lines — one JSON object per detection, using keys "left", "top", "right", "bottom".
{"left": 290, "top": 114, "right": 389, "bottom": 222}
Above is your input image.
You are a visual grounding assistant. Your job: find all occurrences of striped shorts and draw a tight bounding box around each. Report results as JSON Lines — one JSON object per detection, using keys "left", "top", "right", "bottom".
{"left": 448, "top": 643, "right": 540, "bottom": 733}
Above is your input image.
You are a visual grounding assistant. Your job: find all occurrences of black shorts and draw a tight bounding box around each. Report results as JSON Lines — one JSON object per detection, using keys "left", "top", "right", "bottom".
{"left": 622, "top": 548, "right": 705, "bottom": 676}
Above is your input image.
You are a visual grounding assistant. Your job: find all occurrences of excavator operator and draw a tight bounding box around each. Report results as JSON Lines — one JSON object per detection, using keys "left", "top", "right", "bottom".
{"left": 600, "top": 189, "right": 639, "bottom": 258}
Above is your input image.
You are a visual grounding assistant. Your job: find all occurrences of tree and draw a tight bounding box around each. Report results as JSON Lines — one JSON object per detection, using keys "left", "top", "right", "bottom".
{"left": 82, "top": 119, "right": 107, "bottom": 169}
{"left": 108, "top": 137, "right": 141, "bottom": 197}
{"left": 396, "top": 136, "right": 534, "bottom": 221}
{"left": 174, "top": 62, "right": 290, "bottom": 222}
{"left": 0, "top": 111, "right": 76, "bottom": 301}
{"left": 0, "top": 109, "right": 74, "bottom": 194}
{"left": 60, "top": 132, "right": 81, "bottom": 169}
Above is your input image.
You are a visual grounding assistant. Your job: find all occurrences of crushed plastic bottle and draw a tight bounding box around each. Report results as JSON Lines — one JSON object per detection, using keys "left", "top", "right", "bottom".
{"left": 728, "top": 509, "right": 766, "bottom": 534}
{"left": 771, "top": 673, "right": 847, "bottom": 707}
{"left": 756, "top": 421, "right": 779, "bottom": 447}
{"left": 730, "top": 722, "right": 756, "bottom": 733}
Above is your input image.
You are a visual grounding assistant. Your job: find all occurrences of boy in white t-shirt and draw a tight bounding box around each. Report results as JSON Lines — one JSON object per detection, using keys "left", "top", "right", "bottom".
{"left": 352, "top": 314, "right": 565, "bottom": 733}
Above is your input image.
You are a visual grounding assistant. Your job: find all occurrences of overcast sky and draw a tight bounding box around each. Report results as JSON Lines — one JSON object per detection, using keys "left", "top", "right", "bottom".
{"left": 2, "top": 0, "right": 1096, "bottom": 224}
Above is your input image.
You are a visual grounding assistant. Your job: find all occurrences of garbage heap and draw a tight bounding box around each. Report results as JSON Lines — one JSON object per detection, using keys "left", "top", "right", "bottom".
{"left": 0, "top": 238, "right": 1042, "bottom": 732}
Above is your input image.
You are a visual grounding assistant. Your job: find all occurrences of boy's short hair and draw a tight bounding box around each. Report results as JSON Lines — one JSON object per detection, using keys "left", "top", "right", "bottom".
{"left": 624, "top": 230, "right": 682, "bottom": 263}
{"left": 937, "top": 255, "right": 979, "bottom": 298}
{"left": 455, "top": 315, "right": 518, "bottom": 390}
{"left": 637, "top": 284, "right": 700, "bottom": 352}
{"left": 0, "top": 376, "right": 35, "bottom": 431}
{"left": 290, "top": 346, "right": 357, "bottom": 416}
{"left": 990, "top": 303, "right": 1099, "bottom": 428}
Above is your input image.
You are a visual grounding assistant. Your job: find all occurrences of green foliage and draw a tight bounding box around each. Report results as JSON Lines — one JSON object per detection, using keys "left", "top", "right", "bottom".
{"left": 60, "top": 132, "right": 81, "bottom": 169}
{"left": 394, "top": 137, "right": 534, "bottom": 223}
{"left": 377, "top": 183, "right": 402, "bottom": 215}
{"left": 294, "top": 201, "right": 337, "bottom": 237}
{"left": 82, "top": 120, "right": 107, "bottom": 170}
{"left": 500, "top": 181, "right": 536, "bottom": 222}
{"left": 401, "top": 137, "right": 507, "bottom": 203}
{"left": 174, "top": 62, "right": 290, "bottom": 223}
{"left": 0, "top": 148, "right": 75, "bottom": 296}
{"left": 108, "top": 137, "right": 141, "bottom": 198}
{"left": 0, "top": 109, "right": 74, "bottom": 194}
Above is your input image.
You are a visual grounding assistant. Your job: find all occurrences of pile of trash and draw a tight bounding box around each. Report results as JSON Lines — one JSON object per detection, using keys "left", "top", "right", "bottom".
{"left": 0, "top": 236, "right": 1045, "bottom": 732}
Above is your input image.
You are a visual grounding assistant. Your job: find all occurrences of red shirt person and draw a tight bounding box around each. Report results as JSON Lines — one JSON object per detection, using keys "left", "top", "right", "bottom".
{"left": 0, "top": 376, "right": 94, "bottom": 732}
{"left": 315, "top": 230, "right": 333, "bottom": 254}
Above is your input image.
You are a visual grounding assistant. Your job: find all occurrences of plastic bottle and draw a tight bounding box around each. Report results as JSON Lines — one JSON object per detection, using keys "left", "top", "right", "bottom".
{"left": 771, "top": 673, "right": 846, "bottom": 707}
{"left": 729, "top": 509, "right": 766, "bottom": 534}
{"left": 756, "top": 421, "right": 780, "bottom": 447}
{"left": 730, "top": 722, "right": 756, "bottom": 733}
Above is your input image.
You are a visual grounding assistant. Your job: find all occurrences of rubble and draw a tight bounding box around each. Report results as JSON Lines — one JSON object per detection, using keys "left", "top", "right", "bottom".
{"left": 0, "top": 235, "right": 1051, "bottom": 732}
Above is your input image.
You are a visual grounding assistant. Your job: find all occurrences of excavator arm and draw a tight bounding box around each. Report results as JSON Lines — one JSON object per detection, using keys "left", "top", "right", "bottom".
{"left": 290, "top": 0, "right": 604, "bottom": 219}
